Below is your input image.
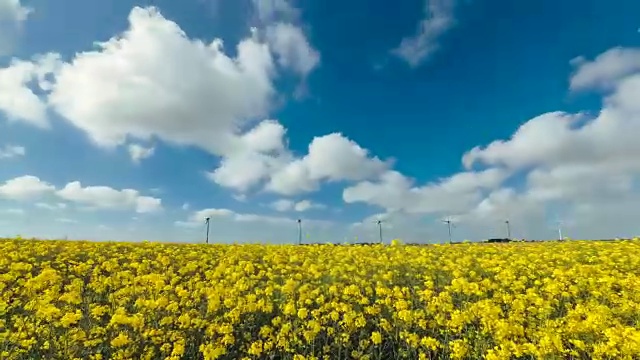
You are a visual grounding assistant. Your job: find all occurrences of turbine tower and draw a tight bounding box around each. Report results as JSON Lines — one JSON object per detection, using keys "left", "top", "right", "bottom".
{"left": 443, "top": 217, "right": 455, "bottom": 244}
{"left": 205, "top": 216, "right": 211, "bottom": 244}
{"left": 297, "top": 219, "right": 302, "bottom": 245}
{"left": 376, "top": 220, "right": 384, "bottom": 244}
{"left": 505, "top": 219, "right": 511, "bottom": 239}
{"left": 557, "top": 220, "right": 564, "bottom": 241}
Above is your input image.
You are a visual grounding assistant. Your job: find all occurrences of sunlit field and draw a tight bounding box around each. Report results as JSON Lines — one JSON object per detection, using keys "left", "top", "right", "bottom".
{"left": 1, "top": 239, "right": 639, "bottom": 359}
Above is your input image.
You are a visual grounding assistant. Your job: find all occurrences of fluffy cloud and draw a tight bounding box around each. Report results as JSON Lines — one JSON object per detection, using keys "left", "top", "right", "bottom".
{"left": 207, "top": 120, "right": 290, "bottom": 192}
{"left": 48, "top": 7, "right": 275, "bottom": 155}
{"left": 393, "top": 0, "right": 457, "bottom": 66}
{"left": 55, "top": 218, "right": 78, "bottom": 224}
{"left": 0, "top": 53, "right": 61, "bottom": 128}
{"left": 2, "top": 208, "right": 25, "bottom": 215}
{"left": 0, "top": 0, "right": 32, "bottom": 55}
{"left": 35, "top": 202, "right": 67, "bottom": 210}
{"left": 178, "top": 207, "right": 332, "bottom": 228}
{"left": 251, "top": 0, "right": 298, "bottom": 23}
{"left": 348, "top": 46, "right": 640, "bottom": 241}
{"left": 270, "top": 199, "right": 294, "bottom": 211}
{"left": 293, "top": 199, "right": 324, "bottom": 211}
{"left": 0, "top": 5, "right": 330, "bottom": 197}
{"left": 0, "top": 175, "right": 55, "bottom": 200}
{"left": 36, "top": 5, "right": 318, "bottom": 162}
{"left": 57, "top": 181, "right": 163, "bottom": 213}
{"left": 0, "top": 144, "right": 25, "bottom": 159}
{"left": 344, "top": 168, "right": 507, "bottom": 214}
{"left": 209, "top": 129, "right": 389, "bottom": 195}
{"left": 265, "top": 133, "right": 389, "bottom": 195}
{"left": 265, "top": 22, "right": 320, "bottom": 77}
{"left": 0, "top": 5, "right": 330, "bottom": 196}
{"left": 0, "top": 174, "right": 163, "bottom": 214}
{"left": 128, "top": 144, "right": 155, "bottom": 164}
{"left": 269, "top": 199, "right": 323, "bottom": 212}
{"left": 570, "top": 47, "right": 640, "bottom": 91}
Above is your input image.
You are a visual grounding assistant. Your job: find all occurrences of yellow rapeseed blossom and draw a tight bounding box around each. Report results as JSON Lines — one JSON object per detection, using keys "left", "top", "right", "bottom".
{"left": 1, "top": 238, "right": 639, "bottom": 359}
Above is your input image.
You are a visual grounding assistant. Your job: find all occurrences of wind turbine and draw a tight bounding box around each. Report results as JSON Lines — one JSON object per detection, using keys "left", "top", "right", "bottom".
{"left": 205, "top": 216, "right": 211, "bottom": 244}
{"left": 443, "top": 217, "right": 455, "bottom": 244}
{"left": 505, "top": 219, "right": 511, "bottom": 239}
{"left": 297, "top": 219, "right": 302, "bottom": 245}
{"left": 557, "top": 220, "right": 564, "bottom": 241}
{"left": 375, "top": 219, "right": 384, "bottom": 244}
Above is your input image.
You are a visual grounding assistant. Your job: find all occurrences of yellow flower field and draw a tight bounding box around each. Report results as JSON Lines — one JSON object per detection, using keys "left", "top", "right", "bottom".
{"left": 1, "top": 238, "right": 639, "bottom": 360}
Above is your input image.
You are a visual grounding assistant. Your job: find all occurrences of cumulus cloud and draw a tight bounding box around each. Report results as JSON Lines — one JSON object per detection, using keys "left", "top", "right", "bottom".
{"left": 265, "top": 133, "right": 389, "bottom": 195}
{"left": 0, "top": 144, "right": 25, "bottom": 159}
{"left": 393, "top": 0, "right": 458, "bottom": 67}
{"left": 55, "top": 218, "right": 78, "bottom": 224}
{"left": 344, "top": 168, "right": 508, "bottom": 214}
{"left": 57, "top": 181, "right": 163, "bottom": 213}
{"left": 346, "top": 46, "right": 640, "bottom": 241}
{"left": 35, "top": 202, "right": 67, "bottom": 210}
{"left": 251, "top": 0, "right": 298, "bottom": 23}
{"left": 0, "top": 53, "right": 62, "bottom": 128}
{"left": 0, "top": 174, "right": 163, "bottom": 214}
{"left": 0, "top": 0, "right": 32, "bottom": 55}
{"left": 265, "top": 22, "right": 320, "bottom": 77}
{"left": 0, "top": 175, "right": 55, "bottom": 200}
{"left": 570, "top": 47, "right": 640, "bottom": 91}
{"left": 47, "top": 7, "right": 275, "bottom": 154}
{"left": 209, "top": 129, "right": 389, "bottom": 195}
{"left": 177, "top": 206, "right": 332, "bottom": 228}
{"left": 269, "top": 199, "right": 323, "bottom": 212}
{"left": 2, "top": 208, "right": 25, "bottom": 215}
{"left": 0, "top": 5, "right": 328, "bottom": 197}
{"left": 128, "top": 144, "right": 155, "bottom": 164}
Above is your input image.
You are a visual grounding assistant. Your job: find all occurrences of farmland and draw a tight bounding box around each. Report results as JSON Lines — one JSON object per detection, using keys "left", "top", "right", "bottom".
{"left": 0, "top": 239, "right": 639, "bottom": 359}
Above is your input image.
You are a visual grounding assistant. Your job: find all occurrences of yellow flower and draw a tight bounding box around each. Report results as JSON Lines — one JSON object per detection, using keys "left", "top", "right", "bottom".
{"left": 371, "top": 331, "right": 382, "bottom": 345}
{"left": 110, "top": 333, "right": 130, "bottom": 348}
{"left": 297, "top": 307, "right": 309, "bottom": 319}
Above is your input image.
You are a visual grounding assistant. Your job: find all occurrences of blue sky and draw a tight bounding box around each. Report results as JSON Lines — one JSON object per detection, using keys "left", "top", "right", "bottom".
{"left": 1, "top": 0, "right": 640, "bottom": 243}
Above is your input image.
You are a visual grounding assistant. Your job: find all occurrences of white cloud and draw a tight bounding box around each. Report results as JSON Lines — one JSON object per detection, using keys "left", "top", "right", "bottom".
{"left": 207, "top": 120, "right": 290, "bottom": 192}
{"left": 48, "top": 7, "right": 276, "bottom": 155}
{"left": 0, "top": 53, "right": 61, "bottom": 128}
{"left": 0, "top": 175, "right": 163, "bottom": 214}
{"left": 343, "top": 45, "right": 640, "bottom": 241}
{"left": 570, "top": 47, "right": 640, "bottom": 91}
{"left": 0, "top": 0, "right": 32, "bottom": 55}
{"left": 344, "top": 168, "right": 507, "bottom": 215}
{"left": 461, "top": 112, "right": 587, "bottom": 170}
{"left": 393, "top": 0, "right": 457, "bottom": 67}
{"left": 265, "top": 133, "right": 389, "bottom": 195}
{"left": 265, "top": 22, "right": 320, "bottom": 77}
{"left": 269, "top": 199, "right": 324, "bottom": 212}
{"left": 293, "top": 199, "right": 324, "bottom": 211}
{"left": 0, "top": 175, "right": 55, "bottom": 200}
{"left": 35, "top": 202, "right": 67, "bottom": 210}
{"left": 128, "top": 144, "right": 155, "bottom": 164}
{"left": 186, "top": 208, "right": 235, "bottom": 224}
{"left": 179, "top": 207, "right": 331, "bottom": 228}
{"left": 270, "top": 199, "right": 294, "bottom": 211}
{"left": 56, "top": 181, "right": 163, "bottom": 213}
{"left": 181, "top": 202, "right": 190, "bottom": 210}
{"left": 2, "top": 208, "right": 25, "bottom": 215}
{"left": 1, "top": 6, "right": 327, "bottom": 197}
{"left": 434, "top": 47, "right": 640, "bottom": 240}
{"left": 209, "top": 130, "right": 388, "bottom": 196}
{"left": 0, "top": 144, "right": 25, "bottom": 159}
{"left": 251, "top": 0, "right": 298, "bottom": 23}
{"left": 55, "top": 218, "right": 78, "bottom": 224}
{"left": 233, "top": 193, "right": 247, "bottom": 202}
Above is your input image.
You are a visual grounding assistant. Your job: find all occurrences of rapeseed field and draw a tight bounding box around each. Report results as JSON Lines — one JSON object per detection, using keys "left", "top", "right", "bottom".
{"left": 1, "top": 238, "right": 639, "bottom": 359}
